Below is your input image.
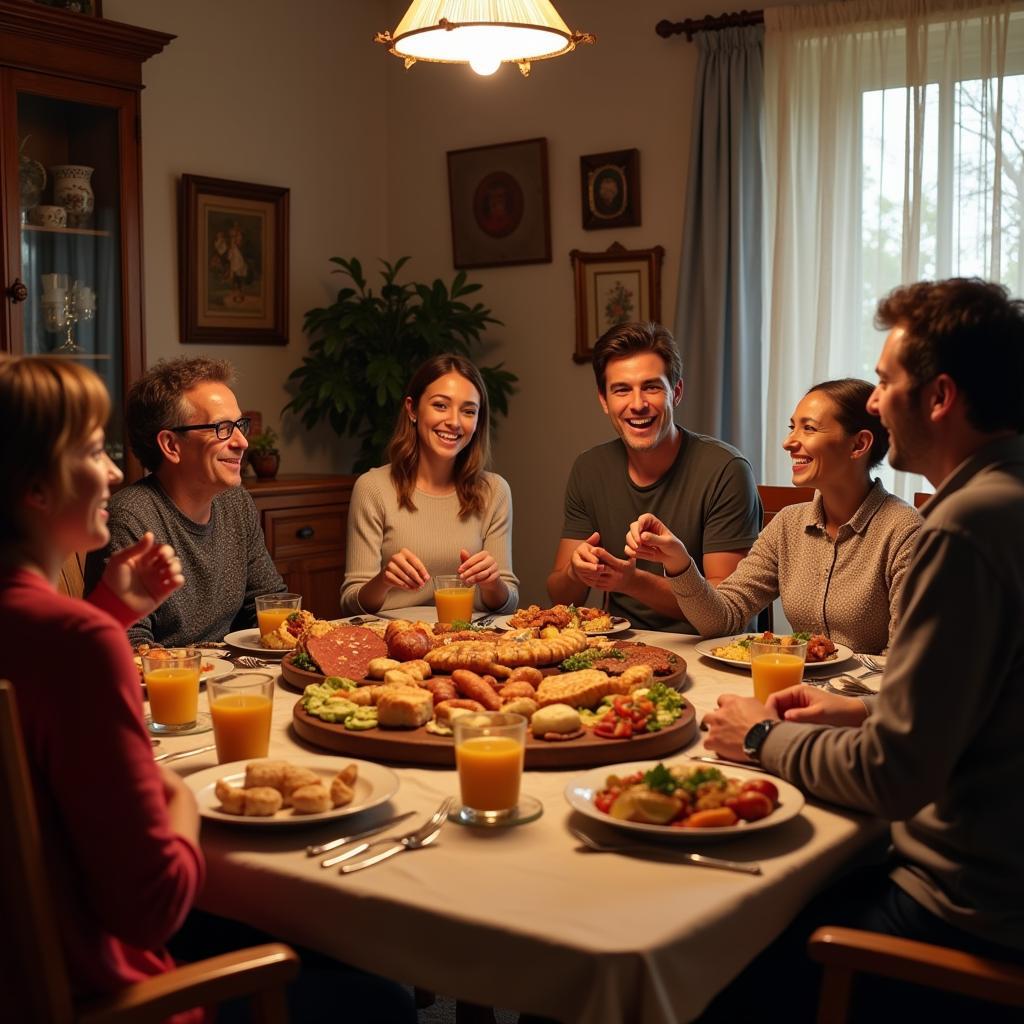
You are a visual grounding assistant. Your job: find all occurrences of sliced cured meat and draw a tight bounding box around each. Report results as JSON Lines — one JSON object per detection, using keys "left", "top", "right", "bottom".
{"left": 591, "top": 642, "right": 680, "bottom": 677}
{"left": 306, "top": 626, "right": 387, "bottom": 679}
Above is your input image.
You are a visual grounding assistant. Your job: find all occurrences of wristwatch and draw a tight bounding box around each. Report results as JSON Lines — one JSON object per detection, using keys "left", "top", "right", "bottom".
{"left": 742, "top": 719, "right": 779, "bottom": 762}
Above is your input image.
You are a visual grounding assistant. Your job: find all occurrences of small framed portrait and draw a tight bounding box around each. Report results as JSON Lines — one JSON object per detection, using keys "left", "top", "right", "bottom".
{"left": 28, "top": 0, "right": 103, "bottom": 14}
{"left": 178, "top": 174, "right": 290, "bottom": 346}
{"left": 580, "top": 149, "right": 641, "bottom": 230}
{"left": 447, "top": 138, "right": 552, "bottom": 269}
{"left": 570, "top": 242, "right": 664, "bottom": 363}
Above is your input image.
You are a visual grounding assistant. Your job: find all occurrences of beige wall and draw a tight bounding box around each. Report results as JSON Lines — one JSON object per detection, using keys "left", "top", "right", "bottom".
{"left": 106, "top": 0, "right": 712, "bottom": 604}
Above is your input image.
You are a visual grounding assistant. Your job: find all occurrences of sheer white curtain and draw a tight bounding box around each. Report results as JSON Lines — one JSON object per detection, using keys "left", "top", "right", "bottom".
{"left": 761, "top": 0, "right": 1024, "bottom": 496}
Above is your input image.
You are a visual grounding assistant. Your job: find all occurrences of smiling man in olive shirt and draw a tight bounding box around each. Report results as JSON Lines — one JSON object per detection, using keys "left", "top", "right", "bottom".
{"left": 703, "top": 278, "right": 1024, "bottom": 1021}
{"left": 547, "top": 321, "right": 761, "bottom": 632}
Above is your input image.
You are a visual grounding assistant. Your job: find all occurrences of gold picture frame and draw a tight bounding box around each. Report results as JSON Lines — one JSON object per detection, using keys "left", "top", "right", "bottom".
{"left": 569, "top": 242, "right": 664, "bottom": 363}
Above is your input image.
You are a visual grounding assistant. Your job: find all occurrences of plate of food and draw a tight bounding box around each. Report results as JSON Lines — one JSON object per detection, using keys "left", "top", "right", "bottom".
{"left": 493, "top": 604, "right": 631, "bottom": 636}
{"left": 184, "top": 754, "right": 399, "bottom": 827}
{"left": 565, "top": 758, "right": 804, "bottom": 841}
{"left": 223, "top": 629, "right": 288, "bottom": 657}
{"left": 694, "top": 632, "right": 853, "bottom": 672}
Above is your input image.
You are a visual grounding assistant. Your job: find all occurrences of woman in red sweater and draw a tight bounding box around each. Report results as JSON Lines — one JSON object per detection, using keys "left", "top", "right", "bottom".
{"left": 0, "top": 356, "right": 202, "bottom": 1020}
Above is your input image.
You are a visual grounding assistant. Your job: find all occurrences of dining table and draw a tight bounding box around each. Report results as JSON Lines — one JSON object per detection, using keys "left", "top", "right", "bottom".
{"left": 159, "top": 618, "right": 886, "bottom": 1024}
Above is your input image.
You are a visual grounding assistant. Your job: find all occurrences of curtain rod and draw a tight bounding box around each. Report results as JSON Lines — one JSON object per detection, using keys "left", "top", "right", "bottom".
{"left": 656, "top": 10, "right": 764, "bottom": 42}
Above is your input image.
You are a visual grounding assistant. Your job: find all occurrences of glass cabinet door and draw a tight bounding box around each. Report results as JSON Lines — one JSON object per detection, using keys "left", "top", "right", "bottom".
{"left": 14, "top": 84, "right": 129, "bottom": 469}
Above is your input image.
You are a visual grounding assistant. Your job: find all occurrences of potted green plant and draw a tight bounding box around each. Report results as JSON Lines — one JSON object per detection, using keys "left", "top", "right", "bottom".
{"left": 285, "top": 256, "right": 517, "bottom": 471}
{"left": 247, "top": 426, "right": 280, "bottom": 479}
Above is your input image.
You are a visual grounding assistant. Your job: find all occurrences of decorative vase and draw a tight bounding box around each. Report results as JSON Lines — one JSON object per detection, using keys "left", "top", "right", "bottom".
{"left": 51, "top": 164, "right": 95, "bottom": 227}
{"left": 250, "top": 452, "right": 279, "bottom": 480}
{"left": 29, "top": 205, "right": 67, "bottom": 228}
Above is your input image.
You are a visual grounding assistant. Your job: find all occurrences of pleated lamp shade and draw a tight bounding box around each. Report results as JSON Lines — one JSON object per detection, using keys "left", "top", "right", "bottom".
{"left": 375, "top": 0, "right": 595, "bottom": 76}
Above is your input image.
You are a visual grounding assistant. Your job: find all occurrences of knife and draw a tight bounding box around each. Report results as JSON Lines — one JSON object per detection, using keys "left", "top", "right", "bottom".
{"left": 688, "top": 754, "right": 779, "bottom": 776}
{"left": 307, "top": 810, "right": 416, "bottom": 859}
{"left": 154, "top": 744, "right": 217, "bottom": 764}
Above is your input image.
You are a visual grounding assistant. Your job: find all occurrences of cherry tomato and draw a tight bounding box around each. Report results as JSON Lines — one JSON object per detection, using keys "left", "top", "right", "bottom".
{"left": 741, "top": 779, "right": 779, "bottom": 805}
{"left": 733, "top": 791, "right": 774, "bottom": 821}
{"left": 595, "top": 791, "right": 617, "bottom": 813}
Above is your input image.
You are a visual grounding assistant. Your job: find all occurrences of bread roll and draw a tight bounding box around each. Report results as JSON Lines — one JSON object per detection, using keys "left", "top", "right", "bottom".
{"left": 530, "top": 703, "right": 581, "bottom": 738}
{"left": 377, "top": 688, "right": 433, "bottom": 728}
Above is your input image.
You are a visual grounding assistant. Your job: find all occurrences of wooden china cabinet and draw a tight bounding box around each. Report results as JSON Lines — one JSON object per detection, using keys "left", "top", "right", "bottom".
{"left": 0, "top": 2, "right": 173, "bottom": 479}
{"left": 243, "top": 474, "right": 357, "bottom": 620}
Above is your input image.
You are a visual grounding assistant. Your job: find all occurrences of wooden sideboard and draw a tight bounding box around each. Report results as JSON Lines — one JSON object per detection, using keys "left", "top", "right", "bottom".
{"left": 243, "top": 473, "right": 356, "bottom": 619}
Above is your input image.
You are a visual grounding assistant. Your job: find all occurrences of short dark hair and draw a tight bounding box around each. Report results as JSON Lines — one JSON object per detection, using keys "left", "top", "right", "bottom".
{"left": 806, "top": 378, "right": 889, "bottom": 469}
{"left": 591, "top": 321, "right": 683, "bottom": 392}
{"left": 875, "top": 278, "right": 1024, "bottom": 434}
{"left": 126, "top": 357, "right": 234, "bottom": 472}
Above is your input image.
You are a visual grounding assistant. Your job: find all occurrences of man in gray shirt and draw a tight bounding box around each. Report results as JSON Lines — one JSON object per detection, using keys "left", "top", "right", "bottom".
{"left": 704, "top": 278, "right": 1024, "bottom": 1019}
{"left": 86, "top": 357, "right": 284, "bottom": 647}
{"left": 547, "top": 321, "right": 760, "bottom": 631}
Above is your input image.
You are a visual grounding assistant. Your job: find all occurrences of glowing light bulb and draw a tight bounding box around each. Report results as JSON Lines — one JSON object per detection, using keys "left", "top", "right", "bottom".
{"left": 469, "top": 53, "right": 501, "bottom": 76}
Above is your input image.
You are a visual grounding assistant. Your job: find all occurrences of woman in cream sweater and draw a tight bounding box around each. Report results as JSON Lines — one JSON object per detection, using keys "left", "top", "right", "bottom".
{"left": 340, "top": 354, "right": 519, "bottom": 616}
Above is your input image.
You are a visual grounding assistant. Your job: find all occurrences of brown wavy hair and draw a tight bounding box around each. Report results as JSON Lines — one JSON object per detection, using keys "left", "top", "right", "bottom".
{"left": 387, "top": 354, "right": 492, "bottom": 519}
{"left": 592, "top": 321, "right": 683, "bottom": 392}
{"left": 0, "top": 356, "right": 110, "bottom": 542}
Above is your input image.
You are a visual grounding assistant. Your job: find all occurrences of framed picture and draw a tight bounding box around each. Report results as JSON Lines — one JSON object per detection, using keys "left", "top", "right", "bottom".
{"left": 178, "top": 174, "right": 290, "bottom": 346}
{"left": 569, "top": 242, "right": 664, "bottom": 363}
{"left": 447, "top": 138, "right": 551, "bottom": 269}
{"left": 580, "top": 149, "right": 641, "bottom": 230}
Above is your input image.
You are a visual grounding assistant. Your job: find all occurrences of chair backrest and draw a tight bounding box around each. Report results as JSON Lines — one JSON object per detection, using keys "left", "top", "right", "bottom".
{"left": 758, "top": 485, "right": 816, "bottom": 526}
{"left": 913, "top": 491, "right": 932, "bottom": 509}
{"left": 0, "top": 680, "right": 76, "bottom": 1024}
{"left": 755, "top": 486, "right": 815, "bottom": 631}
{"left": 57, "top": 551, "right": 87, "bottom": 600}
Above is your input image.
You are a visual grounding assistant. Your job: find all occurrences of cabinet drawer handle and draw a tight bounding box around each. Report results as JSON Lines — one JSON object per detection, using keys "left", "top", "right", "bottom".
{"left": 7, "top": 278, "right": 28, "bottom": 304}
{"left": 296, "top": 526, "right": 315, "bottom": 540}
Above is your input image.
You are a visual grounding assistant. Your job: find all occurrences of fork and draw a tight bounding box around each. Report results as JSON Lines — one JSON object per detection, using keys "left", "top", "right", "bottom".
{"left": 569, "top": 826, "right": 762, "bottom": 875}
{"left": 236, "top": 655, "right": 270, "bottom": 668}
{"left": 808, "top": 673, "right": 876, "bottom": 696}
{"left": 855, "top": 654, "right": 884, "bottom": 674}
{"left": 338, "top": 798, "right": 453, "bottom": 873}
{"left": 473, "top": 614, "right": 496, "bottom": 627}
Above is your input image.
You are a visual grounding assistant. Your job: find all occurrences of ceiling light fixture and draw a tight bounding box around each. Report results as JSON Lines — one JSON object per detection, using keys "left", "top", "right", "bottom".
{"left": 376, "top": 0, "right": 595, "bottom": 78}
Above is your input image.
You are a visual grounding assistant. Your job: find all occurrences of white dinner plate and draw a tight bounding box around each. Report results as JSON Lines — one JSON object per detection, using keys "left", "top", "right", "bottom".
{"left": 223, "top": 628, "right": 288, "bottom": 657}
{"left": 186, "top": 755, "right": 399, "bottom": 827}
{"left": 565, "top": 758, "right": 805, "bottom": 841}
{"left": 200, "top": 657, "right": 234, "bottom": 682}
{"left": 694, "top": 635, "right": 854, "bottom": 673}
{"left": 491, "top": 612, "right": 632, "bottom": 636}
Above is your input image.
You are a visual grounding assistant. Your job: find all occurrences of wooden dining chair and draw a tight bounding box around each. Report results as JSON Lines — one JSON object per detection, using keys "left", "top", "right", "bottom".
{"left": 913, "top": 491, "right": 932, "bottom": 509}
{"left": 57, "top": 549, "right": 87, "bottom": 599}
{"left": 755, "top": 486, "right": 816, "bottom": 631}
{"left": 0, "top": 680, "right": 300, "bottom": 1024}
{"left": 808, "top": 925, "right": 1024, "bottom": 1023}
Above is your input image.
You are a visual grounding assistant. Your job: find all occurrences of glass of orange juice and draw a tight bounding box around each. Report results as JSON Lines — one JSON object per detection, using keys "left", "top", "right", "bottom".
{"left": 452, "top": 712, "right": 543, "bottom": 827}
{"left": 144, "top": 648, "right": 205, "bottom": 734}
{"left": 750, "top": 638, "right": 808, "bottom": 704}
{"left": 255, "top": 592, "right": 301, "bottom": 639}
{"left": 208, "top": 673, "right": 275, "bottom": 762}
{"left": 433, "top": 574, "right": 474, "bottom": 625}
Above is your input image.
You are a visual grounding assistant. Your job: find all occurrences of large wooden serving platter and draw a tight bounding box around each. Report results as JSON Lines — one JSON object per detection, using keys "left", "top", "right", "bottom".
{"left": 279, "top": 642, "right": 688, "bottom": 693}
{"left": 291, "top": 698, "right": 697, "bottom": 769}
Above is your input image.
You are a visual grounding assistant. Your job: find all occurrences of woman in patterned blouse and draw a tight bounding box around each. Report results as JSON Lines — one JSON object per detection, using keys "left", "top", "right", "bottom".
{"left": 625, "top": 378, "right": 922, "bottom": 653}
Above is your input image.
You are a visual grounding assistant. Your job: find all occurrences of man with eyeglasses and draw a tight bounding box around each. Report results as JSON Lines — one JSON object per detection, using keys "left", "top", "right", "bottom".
{"left": 85, "top": 357, "right": 285, "bottom": 648}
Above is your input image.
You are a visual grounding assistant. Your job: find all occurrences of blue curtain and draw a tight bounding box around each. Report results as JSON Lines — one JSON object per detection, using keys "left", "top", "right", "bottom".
{"left": 675, "top": 25, "right": 764, "bottom": 481}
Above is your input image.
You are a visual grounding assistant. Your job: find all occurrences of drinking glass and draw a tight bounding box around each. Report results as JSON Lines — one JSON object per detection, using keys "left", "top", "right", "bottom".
{"left": 208, "top": 672, "right": 275, "bottom": 762}
{"left": 144, "top": 648, "right": 203, "bottom": 734}
{"left": 453, "top": 712, "right": 527, "bottom": 825}
{"left": 255, "top": 592, "right": 301, "bottom": 639}
{"left": 433, "top": 574, "right": 474, "bottom": 624}
{"left": 750, "top": 638, "right": 808, "bottom": 704}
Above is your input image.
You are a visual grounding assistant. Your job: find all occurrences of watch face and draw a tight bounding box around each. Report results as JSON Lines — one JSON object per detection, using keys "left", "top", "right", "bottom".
{"left": 743, "top": 719, "right": 776, "bottom": 758}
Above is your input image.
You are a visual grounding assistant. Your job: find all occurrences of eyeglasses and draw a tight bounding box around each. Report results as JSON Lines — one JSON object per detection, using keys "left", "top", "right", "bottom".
{"left": 169, "top": 417, "right": 251, "bottom": 441}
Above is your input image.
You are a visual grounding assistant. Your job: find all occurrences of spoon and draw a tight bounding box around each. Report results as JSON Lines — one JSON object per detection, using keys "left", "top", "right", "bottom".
{"left": 569, "top": 826, "right": 761, "bottom": 875}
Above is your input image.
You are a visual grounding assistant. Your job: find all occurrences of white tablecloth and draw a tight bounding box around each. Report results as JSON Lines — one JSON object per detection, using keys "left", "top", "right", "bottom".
{"left": 162, "top": 630, "right": 884, "bottom": 1024}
